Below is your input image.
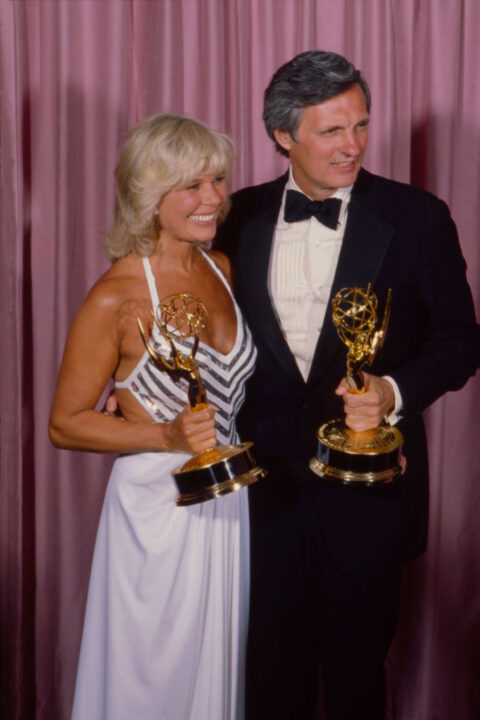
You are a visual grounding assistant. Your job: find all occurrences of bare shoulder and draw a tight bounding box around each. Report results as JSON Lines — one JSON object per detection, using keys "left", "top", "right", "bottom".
{"left": 83, "top": 255, "right": 145, "bottom": 314}
{"left": 206, "top": 249, "right": 232, "bottom": 285}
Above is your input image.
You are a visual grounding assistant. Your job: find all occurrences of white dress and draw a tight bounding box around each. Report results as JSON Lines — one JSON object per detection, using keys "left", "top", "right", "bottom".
{"left": 71, "top": 252, "right": 256, "bottom": 720}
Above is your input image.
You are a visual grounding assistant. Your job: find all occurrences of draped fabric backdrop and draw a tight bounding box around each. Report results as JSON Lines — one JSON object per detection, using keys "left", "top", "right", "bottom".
{"left": 1, "top": 1, "right": 479, "bottom": 718}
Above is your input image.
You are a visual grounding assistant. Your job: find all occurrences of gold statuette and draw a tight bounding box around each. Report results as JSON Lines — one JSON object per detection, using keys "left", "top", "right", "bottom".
{"left": 309, "top": 286, "right": 404, "bottom": 485}
{"left": 138, "top": 293, "right": 265, "bottom": 505}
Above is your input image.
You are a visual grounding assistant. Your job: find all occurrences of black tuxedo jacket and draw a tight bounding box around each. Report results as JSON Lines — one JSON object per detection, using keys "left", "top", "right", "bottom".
{"left": 216, "top": 169, "right": 480, "bottom": 575}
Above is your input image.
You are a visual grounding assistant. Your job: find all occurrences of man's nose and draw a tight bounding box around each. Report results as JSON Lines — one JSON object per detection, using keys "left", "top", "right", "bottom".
{"left": 341, "top": 131, "right": 362, "bottom": 156}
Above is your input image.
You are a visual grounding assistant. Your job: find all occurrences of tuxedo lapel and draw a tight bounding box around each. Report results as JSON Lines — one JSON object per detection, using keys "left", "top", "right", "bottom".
{"left": 236, "top": 179, "right": 304, "bottom": 383}
{"left": 307, "top": 175, "right": 393, "bottom": 386}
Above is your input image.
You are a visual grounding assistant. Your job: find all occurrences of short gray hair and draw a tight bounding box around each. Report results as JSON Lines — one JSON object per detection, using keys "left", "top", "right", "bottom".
{"left": 263, "top": 50, "right": 371, "bottom": 157}
{"left": 105, "top": 114, "right": 233, "bottom": 260}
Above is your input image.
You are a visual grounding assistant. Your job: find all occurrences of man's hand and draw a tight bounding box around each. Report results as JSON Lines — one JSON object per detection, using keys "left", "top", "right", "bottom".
{"left": 335, "top": 371, "right": 395, "bottom": 432}
{"left": 104, "top": 391, "right": 120, "bottom": 416}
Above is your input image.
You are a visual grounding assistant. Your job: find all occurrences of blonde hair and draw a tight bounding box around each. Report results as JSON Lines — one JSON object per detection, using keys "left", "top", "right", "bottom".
{"left": 105, "top": 114, "right": 234, "bottom": 260}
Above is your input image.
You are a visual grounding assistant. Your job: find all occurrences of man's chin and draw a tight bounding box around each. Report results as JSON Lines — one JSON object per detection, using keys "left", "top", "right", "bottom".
{"left": 329, "top": 170, "right": 361, "bottom": 189}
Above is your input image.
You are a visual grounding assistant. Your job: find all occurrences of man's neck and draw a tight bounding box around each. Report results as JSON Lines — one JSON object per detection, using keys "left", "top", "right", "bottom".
{"left": 287, "top": 166, "right": 353, "bottom": 203}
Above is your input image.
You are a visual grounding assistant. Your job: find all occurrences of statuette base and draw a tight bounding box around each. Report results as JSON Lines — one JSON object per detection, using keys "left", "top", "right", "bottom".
{"left": 174, "top": 441, "right": 266, "bottom": 506}
{"left": 310, "top": 419, "right": 404, "bottom": 486}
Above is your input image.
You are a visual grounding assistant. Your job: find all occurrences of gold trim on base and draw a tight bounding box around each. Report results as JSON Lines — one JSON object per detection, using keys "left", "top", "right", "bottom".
{"left": 176, "top": 466, "right": 266, "bottom": 506}
{"left": 317, "top": 420, "right": 403, "bottom": 455}
{"left": 309, "top": 457, "right": 402, "bottom": 485}
{"left": 174, "top": 442, "right": 255, "bottom": 475}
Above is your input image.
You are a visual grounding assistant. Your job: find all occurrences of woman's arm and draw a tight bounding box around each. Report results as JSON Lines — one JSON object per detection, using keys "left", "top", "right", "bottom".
{"left": 49, "top": 278, "right": 216, "bottom": 454}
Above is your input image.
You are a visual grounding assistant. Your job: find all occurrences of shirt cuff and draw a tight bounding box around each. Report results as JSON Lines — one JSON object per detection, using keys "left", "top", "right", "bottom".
{"left": 382, "top": 375, "right": 403, "bottom": 425}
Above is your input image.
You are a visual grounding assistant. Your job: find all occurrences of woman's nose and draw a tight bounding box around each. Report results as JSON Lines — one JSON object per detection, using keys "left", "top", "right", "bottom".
{"left": 201, "top": 182, "right": 224, "bottom": 204}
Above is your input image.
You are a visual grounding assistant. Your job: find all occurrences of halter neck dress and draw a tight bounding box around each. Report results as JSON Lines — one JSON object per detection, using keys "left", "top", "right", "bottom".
{"left": 71, "top": 250, "right": 256, "bottom": 720}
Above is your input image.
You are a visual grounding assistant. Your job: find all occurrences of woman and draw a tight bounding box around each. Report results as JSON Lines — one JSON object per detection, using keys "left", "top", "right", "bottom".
{"left": 49, "top": 114, "right": 256, "bottom": 720}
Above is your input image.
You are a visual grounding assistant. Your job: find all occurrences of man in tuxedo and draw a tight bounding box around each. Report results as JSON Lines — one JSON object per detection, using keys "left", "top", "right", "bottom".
{"left": 215, "top": 50, "right": 480, "bottom": 720}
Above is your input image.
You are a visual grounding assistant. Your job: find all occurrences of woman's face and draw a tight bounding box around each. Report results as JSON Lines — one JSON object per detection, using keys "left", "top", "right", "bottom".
{"left": 156, "top": 173, "right": 228, "bottom": 246}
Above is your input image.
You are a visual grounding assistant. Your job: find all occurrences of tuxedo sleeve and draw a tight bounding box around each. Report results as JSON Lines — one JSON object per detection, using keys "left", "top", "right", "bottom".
{"left": 389, "top": 198, "right": 480, "bottom": 420}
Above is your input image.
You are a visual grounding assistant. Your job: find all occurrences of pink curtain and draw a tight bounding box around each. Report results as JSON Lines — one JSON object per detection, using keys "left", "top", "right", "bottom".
{"left": 1, "top": 1, "right": 479, "bottom": 718}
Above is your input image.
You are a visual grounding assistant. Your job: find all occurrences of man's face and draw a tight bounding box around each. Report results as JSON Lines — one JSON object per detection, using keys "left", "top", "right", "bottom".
{"left": 273, "top": 83, "right": 369, "bottom": 200}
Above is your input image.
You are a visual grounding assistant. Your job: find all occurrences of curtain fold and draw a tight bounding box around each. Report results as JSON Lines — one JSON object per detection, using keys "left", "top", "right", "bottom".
{"left": 1, "top": 1, "right": 479, "bottom": 718}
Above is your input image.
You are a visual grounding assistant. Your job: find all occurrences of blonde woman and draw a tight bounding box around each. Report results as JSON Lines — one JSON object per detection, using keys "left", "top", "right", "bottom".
{"left": 49, "top": 114, "right": 256, "bottom": 720}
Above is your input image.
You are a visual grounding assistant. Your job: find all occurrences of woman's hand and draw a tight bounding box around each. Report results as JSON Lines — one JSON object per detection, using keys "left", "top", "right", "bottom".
{"left": 101, "top": 393, "right": 217, "bottom": 454}
{"left": 164, "top": 404, "right": 217, "bottom": 454}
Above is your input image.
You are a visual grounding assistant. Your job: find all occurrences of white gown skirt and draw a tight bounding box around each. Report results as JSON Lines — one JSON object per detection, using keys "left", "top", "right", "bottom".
{"left": 71, "top": 451, "right": 250, "bottom": 720}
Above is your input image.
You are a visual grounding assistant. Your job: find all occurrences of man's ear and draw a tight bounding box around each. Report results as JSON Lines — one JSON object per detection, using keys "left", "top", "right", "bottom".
{"left": 273, "top": 128, "right": 293, "bottom": 153}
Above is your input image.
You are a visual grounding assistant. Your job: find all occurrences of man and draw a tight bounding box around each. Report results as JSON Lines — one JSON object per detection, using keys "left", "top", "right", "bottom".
{"left": 215, "top": 51, "right": 480, "bottom": 720}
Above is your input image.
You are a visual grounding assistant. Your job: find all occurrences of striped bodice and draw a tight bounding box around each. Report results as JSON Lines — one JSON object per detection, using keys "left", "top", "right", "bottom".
{"left": 116, "top": 251, "right": 256, "bottom": 446}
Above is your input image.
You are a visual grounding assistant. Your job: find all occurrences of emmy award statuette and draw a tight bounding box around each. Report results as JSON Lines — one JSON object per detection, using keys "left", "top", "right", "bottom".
{"left": 309, "top": 286, "right": 404, "bottom": 485}
{"left": 138, "top": 293, "right": 265, "bottom": 506}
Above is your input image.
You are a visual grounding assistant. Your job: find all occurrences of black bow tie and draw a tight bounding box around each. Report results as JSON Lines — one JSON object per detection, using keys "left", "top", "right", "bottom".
{"left": 284, "top": 189, "right": 341, "bottom": 230}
